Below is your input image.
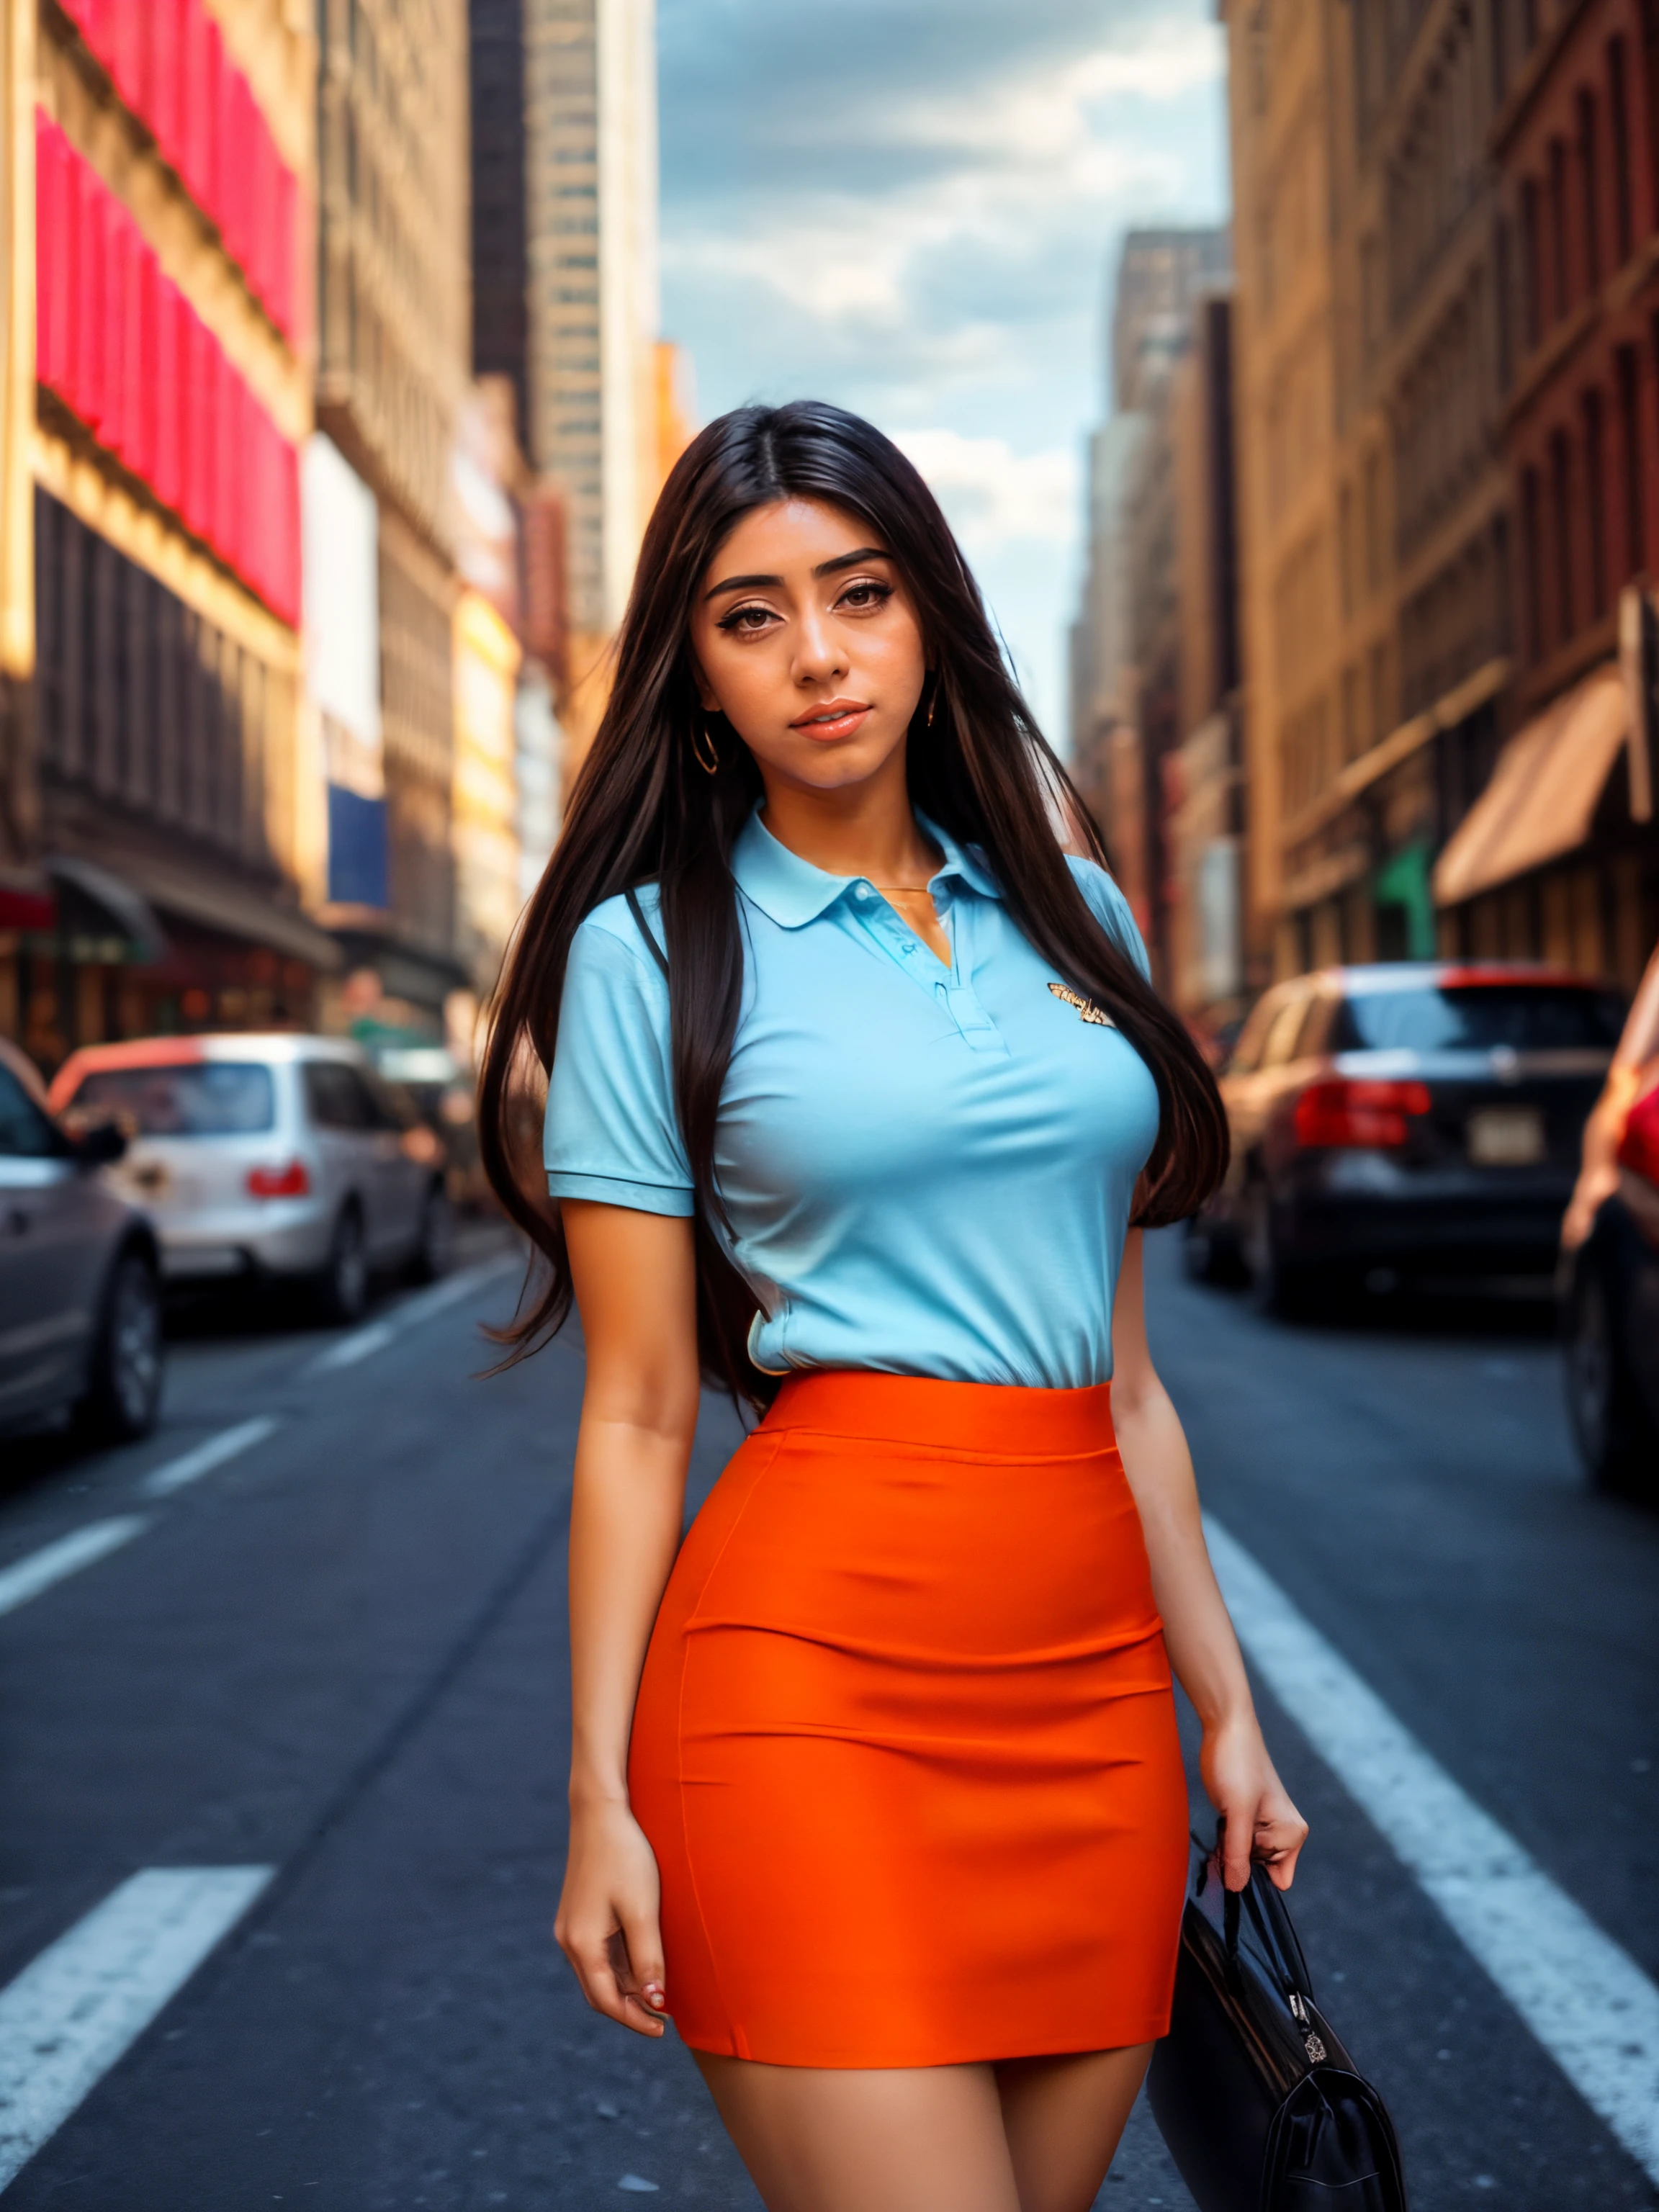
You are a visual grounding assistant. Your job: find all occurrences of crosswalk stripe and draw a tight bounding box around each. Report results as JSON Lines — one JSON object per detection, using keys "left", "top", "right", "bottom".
{"left": 0, "top": 1519, "right": 148, "bottom": 1623}
{"left": 0, "top": 1866, "right": 274, "bottom": 2190}
{"left": 140, "top": 1416, "right": 281, "bottom": 1498}
{"left": 1207, "top": 1512, "right": 1659, "bottom": 2185}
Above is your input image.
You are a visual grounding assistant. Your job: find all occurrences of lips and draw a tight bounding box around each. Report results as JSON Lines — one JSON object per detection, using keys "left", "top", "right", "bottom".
{"left": 790, "top": 699, "right": 872, "bottom": 741}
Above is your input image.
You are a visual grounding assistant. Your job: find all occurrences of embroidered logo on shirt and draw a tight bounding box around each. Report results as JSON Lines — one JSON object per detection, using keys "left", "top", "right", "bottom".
{"left": 1048, "top": 981, "right": 1116, "bottom": 1029}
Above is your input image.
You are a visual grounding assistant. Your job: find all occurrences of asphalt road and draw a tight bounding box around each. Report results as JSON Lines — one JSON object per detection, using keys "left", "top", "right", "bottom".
{"left": 0, "top": 1226, "right": 1654, "bottom": 2209}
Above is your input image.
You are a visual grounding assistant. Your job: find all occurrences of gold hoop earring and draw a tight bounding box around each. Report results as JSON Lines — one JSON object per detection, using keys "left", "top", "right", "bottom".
{"left": 926, "top": 687, "right": 938, "bottom": 729}
{"left": 693, "top": 717, "right": 721, "bottom": 775}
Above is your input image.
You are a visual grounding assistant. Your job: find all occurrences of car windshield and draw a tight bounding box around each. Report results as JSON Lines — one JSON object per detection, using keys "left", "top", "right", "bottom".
{"left": 69, "top": 1062, "right": 276, "bottom": 1136}
{"left": 1332, "top": 985, "right": 1625, "bottom": 1053}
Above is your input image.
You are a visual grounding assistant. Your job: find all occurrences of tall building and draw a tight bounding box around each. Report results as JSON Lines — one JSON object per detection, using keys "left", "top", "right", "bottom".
{"left": 1316, "top": 1, "right": 1511, "bottom": 971}
{"left": 523, "top": 0, "right": 659, "bottom": 757}
{"left": 1, "top": 0, "right": 33, "bottom": 909}
{"left": 9, "top": 0, "right": 335, "bottom": 1067}
{"left": 315, "top": 0, "right": 472, "bottom": 1038}
{"left": 1165, "top": 295, "right": 1245, "bottom": 1026}
{"left": 1223, "top": 0, "right": 1656, "bottom": 989}
{"left": 1221, "top": 0, "right": 1358, "bottom": 980}
{"left": 1434, "top": 0, "right": 1659, "bottom": 984}
{"left": 1069, "top": 228, "right": 1230, "bottom": 956}
{"left": 470, "top": 0, "right": 531, "bottom": 446}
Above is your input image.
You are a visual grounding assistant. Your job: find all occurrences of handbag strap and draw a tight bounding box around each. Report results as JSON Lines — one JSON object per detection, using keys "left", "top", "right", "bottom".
{"left": 624, "top": 886, "right": 670, "bottom": 981}
{"left": 1195, "top": 1830, "right": 1316, "bottom": 2005}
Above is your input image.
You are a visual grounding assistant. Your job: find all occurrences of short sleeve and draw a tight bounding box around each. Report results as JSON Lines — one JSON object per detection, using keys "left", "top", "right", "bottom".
{"left": 1067, "top": 856, "right": 1153, "bottom": 983}
{"left": 544, "top": 906, "right": 696, "bottom": 1215}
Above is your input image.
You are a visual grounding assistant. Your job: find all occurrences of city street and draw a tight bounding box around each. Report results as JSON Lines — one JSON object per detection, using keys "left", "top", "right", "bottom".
{"left": 0, "top": 1229, "right": 1655, "bottom": 2210}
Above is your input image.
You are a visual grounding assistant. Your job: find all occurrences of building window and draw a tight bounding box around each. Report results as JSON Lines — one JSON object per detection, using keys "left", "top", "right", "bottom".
{"left": 1583, "top": 389, "right": 1609, "bottom": 619}
{"left": 1547, "top": 138, "right": 1570, "bottom": 319}
{"left": 1363, "top": 449, "right": 1384, "bottom": 595}
{"left": 1549, "top": 427, "right": 1575, "bottom": 645}
{"left": 1521, "top": 176, "right": 1542, "bottom": 349}
{"left": 1367, "top": 642, "right": 1389, "bottom": 747}
{"left": 1576, "top": 90, "right": 1602, "bottom": 294}
{"left": 1338, "top": 485, "right": 1355, "bottom": 619}
{"left": 1617, "top": 346, "right": 1646, "bottom": 577}
{"left": 1609, "top": 37, "right": 1635, "bottom": 265}
{"left": 1522, "top": 464, "right": 1545, "bottom": 662}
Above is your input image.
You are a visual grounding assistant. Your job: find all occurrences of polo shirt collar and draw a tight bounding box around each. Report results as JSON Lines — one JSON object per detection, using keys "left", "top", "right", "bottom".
{"left": 731, "top": 806, "right": 1002, "bottom": 929}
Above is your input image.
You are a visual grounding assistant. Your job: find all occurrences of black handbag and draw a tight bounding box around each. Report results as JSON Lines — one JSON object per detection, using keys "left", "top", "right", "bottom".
{"left": 1147, "top": 1845, "right": 1408, "bottom": 2212}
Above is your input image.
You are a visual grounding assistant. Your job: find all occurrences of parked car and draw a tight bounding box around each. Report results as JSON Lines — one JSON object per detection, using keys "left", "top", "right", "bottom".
{"left": 49, "top": 1035, "right": 451, "bottom": 1324}
{"left": 1186, "top": 963, "right": 1625, "bottom": 1311}
{"left": 0, "top": 1038, "right": 163, "bottom": 1439}
{"left": 1559, "top": 943, "right": 1659, "bottom": 1494}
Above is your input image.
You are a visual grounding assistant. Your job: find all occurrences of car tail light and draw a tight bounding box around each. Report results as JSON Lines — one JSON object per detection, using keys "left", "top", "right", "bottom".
{"left": 1293, "top": 1079, "right": 1431, "bottom": 1150}
{"left": 247, "top": 1159, "right": 310, "bottom": 1198}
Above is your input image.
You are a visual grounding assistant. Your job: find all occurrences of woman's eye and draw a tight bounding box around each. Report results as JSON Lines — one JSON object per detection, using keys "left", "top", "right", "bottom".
{"left": 717, "top": 603, "right": 777, "bottom": 634}
{"left": 838, "top": 580, "right": 893, "bottom": 611}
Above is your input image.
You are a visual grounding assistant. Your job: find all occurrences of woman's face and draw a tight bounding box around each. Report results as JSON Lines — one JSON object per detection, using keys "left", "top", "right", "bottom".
{"left": 689, "top": 498, "right": 927, "bottom": 796}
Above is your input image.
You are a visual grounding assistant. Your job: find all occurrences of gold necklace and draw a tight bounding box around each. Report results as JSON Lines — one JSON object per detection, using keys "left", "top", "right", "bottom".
{"left": 871, "top": 883, "right": 934, "bottom": 895}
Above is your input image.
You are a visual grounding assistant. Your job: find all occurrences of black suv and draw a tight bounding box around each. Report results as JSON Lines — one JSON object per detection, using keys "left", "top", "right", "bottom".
{"left": 1187, "top": 963, "right": 1625, "bottom": 1310}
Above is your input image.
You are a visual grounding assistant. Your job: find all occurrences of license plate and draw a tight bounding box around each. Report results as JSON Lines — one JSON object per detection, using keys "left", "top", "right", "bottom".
{"left": 1467, "top": 1105, "right": 1545, "bottom": 1166}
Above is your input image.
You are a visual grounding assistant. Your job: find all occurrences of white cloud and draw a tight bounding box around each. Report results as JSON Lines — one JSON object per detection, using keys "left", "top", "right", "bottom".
{"left": 893, "top": 431, "right": 1079, "bottom": 557}
{"left": 660, "top": 0, "right": 1231, "bottom": 732}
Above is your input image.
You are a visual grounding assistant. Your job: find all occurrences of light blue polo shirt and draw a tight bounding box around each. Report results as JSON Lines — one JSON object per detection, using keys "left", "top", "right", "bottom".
{"left": 544, "top": 809, "right": 1161, "bottom": 1388}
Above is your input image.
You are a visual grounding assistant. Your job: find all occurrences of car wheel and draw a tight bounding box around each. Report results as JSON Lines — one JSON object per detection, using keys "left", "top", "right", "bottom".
{"left": 80, "top": 1248, "right": 165, "bottom": 1442}
{"left": 407, "top": 1181, "right": 454, "bottom": 1285}
{"left": 1563, "top": 1254, "right": 1658, "bottom": 1496}
{"left": 316, "top": 1205, "right": 369, "bottom": 1326}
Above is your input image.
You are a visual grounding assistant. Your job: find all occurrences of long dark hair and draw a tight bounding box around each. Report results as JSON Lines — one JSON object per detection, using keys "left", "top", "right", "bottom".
{"left": 480, "top": 400, "right": 1227, "bottom": 1407}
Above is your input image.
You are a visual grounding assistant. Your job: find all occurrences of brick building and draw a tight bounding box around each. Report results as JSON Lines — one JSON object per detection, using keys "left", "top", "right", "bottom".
{"left": 1434, "top": 0, "right": 1659, "bottom": 985}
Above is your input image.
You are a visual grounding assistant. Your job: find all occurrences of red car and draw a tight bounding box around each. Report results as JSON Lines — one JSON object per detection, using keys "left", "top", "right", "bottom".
{"left": 1187, "top": 962, "right": 1625, "bottom": 1312}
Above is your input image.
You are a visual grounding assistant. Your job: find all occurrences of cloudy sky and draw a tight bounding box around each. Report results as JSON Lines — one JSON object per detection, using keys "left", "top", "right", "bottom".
{"left": 656, "top": 0, "right": 1231, "bottom": 743}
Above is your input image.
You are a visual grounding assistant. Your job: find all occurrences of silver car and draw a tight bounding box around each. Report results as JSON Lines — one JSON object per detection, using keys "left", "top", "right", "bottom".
{"left": 50, "top": 1035, "right": 451, "bottom": 1323}
{"left": 0, "top": 1039, "right": 164, "bottom": 1438}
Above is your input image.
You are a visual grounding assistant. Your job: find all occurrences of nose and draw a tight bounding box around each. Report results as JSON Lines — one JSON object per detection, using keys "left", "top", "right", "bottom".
{"left": 792, "top": 601, "right": 846, "bottom": 687}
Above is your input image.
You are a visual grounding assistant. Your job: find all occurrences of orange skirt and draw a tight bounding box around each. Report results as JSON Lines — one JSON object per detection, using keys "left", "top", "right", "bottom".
{"left": 627, "top": 1370, "right": 1189, "bottom": 2068}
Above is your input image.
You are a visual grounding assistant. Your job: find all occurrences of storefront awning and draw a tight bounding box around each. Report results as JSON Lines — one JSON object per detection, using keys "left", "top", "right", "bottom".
{"left": 47, "top": 855, "right": 168, "bottom": 961}
{"left": 115, "top": 852, "right": 344, "bottom": 971}
{"left": 48, "top": 850, "right": 343, "bottom": 971}
{"left": 1431, "top": 664, "right": 1627, "bottom": 908}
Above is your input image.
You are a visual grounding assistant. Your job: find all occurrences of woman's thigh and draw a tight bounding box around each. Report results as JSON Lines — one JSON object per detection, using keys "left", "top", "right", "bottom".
{"left": 996, "top": 2044, "right": 1155, "bottom": 2212}
{"left": 693, "top": 2051, "right": 1022, "bottom": 2212}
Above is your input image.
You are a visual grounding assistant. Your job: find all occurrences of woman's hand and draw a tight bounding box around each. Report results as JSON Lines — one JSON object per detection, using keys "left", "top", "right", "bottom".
{"left": 554, "top": 1799, "right": 670, "bottom": 2036}
{"left": 1200, "top": 1711, "right": 1309, "bottom": 1892}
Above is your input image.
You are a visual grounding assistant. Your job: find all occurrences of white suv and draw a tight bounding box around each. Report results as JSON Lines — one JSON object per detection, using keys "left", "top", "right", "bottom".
{"left": 50, "top": 1035, "right": 451, "bottom": 1323}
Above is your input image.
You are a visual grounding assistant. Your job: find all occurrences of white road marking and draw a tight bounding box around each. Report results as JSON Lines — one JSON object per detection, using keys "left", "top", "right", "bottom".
{"left": 1206, "top": 1513, "right": 1659, "bottom": 2185}
{"left": 139, "top": 1416, "right": 281, "bottom": 1498}
{"left": 0, "top": 1866, "right": 274, "bottom": 2190}
{"left": 307, "top": 1318, "right": 396, "bottom": 1374}
{"left": 0, "top": 1519, "right": 148, "bottom": 1623}
{"left": 304, "top": 1254, "right": 518, "bottom": 1378}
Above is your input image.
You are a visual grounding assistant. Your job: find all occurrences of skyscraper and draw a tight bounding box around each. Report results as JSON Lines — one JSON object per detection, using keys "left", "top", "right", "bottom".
{"left": 523, "top": 0, "right": 659, "bottom": 745}
{"left": 315, "top": 0, "right": 472, "bottom": 1030}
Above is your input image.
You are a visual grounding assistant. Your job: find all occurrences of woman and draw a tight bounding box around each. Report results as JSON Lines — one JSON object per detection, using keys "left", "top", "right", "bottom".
{"left": 481, "top": 402, "right": 1306, "bottom": 2212}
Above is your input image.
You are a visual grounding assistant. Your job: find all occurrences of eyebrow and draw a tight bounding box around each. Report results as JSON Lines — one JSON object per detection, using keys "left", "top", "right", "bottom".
{"left": 703, "top": 547, "right": 894, "bottom": 600}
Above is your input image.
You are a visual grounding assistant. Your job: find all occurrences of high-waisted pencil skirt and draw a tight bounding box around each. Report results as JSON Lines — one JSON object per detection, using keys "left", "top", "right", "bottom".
{"left": 627, "top": 1370, "right": 1190, "bottom": 2068}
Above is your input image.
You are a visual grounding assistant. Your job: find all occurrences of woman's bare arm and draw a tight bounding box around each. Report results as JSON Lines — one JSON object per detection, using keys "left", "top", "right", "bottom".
{"left": 555, "top": 1199, "right": 702, "bottom": 2035}
{"left": 1110, "top": 1228, "right": 1308, "bottom": 1892}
